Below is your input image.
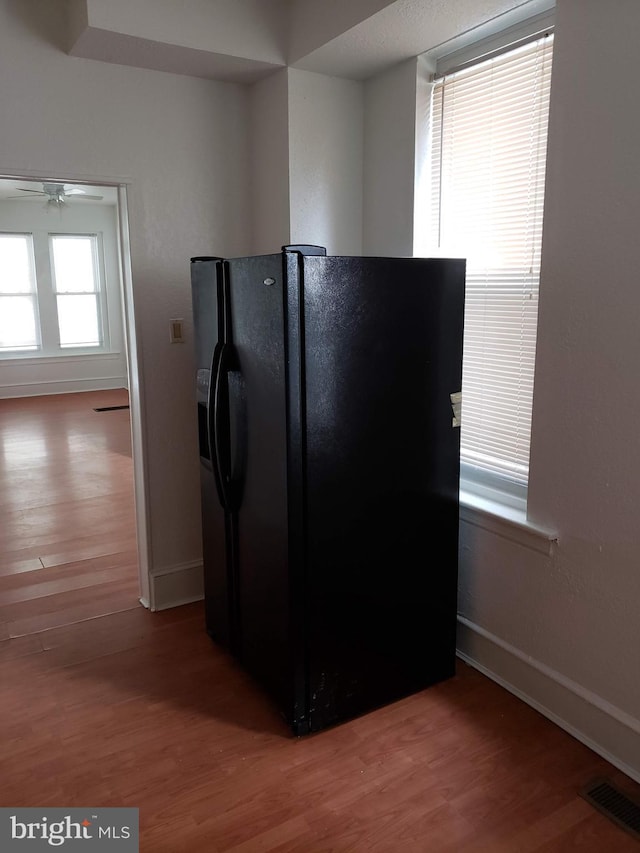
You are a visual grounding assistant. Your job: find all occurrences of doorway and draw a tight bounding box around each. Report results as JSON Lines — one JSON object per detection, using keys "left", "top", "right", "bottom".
{"left": 0, "top": 175, "right": 149, "bottom": 638}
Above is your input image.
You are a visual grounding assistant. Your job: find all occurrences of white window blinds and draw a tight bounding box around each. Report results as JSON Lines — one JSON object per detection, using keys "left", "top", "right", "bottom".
{"left": 429, "top": 33, "right": 553, "bottom": 488}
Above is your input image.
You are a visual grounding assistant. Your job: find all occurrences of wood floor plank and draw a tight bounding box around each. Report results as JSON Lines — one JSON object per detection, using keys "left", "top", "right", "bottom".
{"left": 37, "top": 600, "right": 202, "bottom": 650}
{"left": 0, "top": 568, "right": 136, "bottom": 606}
{"left": 0, "top": 481, "right": 135, "bottom": 513}
{"left": 224, "top": 816, "right": 312, "bottom": 853}
{"left": 0, "top": 550, "right": 138, "bottom": 589}
{"left": 5, "top": 584, "right": 141, "bottom": 637}
{"left": 35, "top": 607, "right": 204, "bottom": 668}
{"left": 0, "top": 632, "right": 44, "bottom": 661}
{"left": 0, "top": 534, "right": 137, "bottom": 569}
{"left": 1, "top": 499, "right": 136, "bottom": 550}
{"left": 39, "top": 538, "right": 137, "bottom": 569}
{"left": 0, "top": 555, "right": 43, "bottom": 576}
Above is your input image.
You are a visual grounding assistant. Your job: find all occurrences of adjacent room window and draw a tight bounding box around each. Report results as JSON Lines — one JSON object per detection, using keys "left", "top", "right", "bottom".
{"left": 0, "top": 233, "right": 39, "bottom": 352}
{"left": 50, "top": 234, "right": 102, "bottom": 348}
{"left": 428, "top": 31, "right": 554, "bottom": 503}
{"left": 0, "top": 231, "right": 107, "bottom": 357}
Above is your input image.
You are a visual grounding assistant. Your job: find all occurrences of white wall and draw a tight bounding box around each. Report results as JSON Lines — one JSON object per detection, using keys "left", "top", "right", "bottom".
{"left": 363, "top": 58, "right": 419, "bottom": 256}
{"left": 288, "top": 68, "right": 364, "bottom": 255}
{"left": 249, "top": 69, "right": 291, "bottom": 255}
{"left": 0, "top": 199, "right": 128, "bottom": 398}
{"left": 0, "top": 0, "right": 251, "bottom": 596}
{"left": 248, "top": 67, "right": 365, "bottom": 256}
{"left": 456, "top": 0, "right": 640, "bottom": 783}
{"left": 80, "top": 0, "right": 287, "bottom": 63}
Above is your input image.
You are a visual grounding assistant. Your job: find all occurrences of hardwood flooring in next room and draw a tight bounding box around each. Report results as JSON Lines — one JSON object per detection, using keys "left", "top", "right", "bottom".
{"left": 0, "top": 389, "right": 140, "bottom": 640}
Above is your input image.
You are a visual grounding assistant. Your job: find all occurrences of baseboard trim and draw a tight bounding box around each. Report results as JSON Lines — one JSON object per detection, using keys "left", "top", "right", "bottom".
{"left": 0, "top": 376, "right": 127, "bottom": 399}
{"left": 456, "top": 616, "right": 640, "bottom": 785}
{"left": 149, "top": 560, "right": 204, "bottom": 612}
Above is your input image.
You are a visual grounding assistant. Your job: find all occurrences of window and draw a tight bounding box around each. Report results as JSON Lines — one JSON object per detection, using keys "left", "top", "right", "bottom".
{"left": 50, "top": 235, "right": 102, "bottom": 348}
{"left": 428, "top": 31, "right": 553, "bottom": 503}
{"left": 0, "top": 230, "right": 108, "bottom": 357}
{"left": 0, "top": 233, "right": 39, "bottom": 352}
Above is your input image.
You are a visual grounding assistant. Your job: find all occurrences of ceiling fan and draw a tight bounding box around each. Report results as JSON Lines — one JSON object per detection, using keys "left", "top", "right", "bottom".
{"left": 7, "top": 182, "right": 104, "bottom": 206}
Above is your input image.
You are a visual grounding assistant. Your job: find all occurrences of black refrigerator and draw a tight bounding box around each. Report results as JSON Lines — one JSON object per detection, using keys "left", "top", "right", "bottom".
{"left": 191, "top": 245, "right": 465, "bottom": 735}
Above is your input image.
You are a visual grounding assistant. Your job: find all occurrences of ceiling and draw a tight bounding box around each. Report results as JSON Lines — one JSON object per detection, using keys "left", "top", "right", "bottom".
{"left": 66, "top": 0, "right": 555, "bottom": 83}
{"left": 289, "top": 0, "right": 555, "bottom": 80}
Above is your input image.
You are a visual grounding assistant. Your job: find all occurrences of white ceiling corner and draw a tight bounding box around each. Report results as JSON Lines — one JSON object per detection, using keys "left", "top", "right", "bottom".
{"left": 64, "top": 0, "right": 555, "bottom": 84}
{"left": 289, "top": 0, "right": 556, "bottom": 80}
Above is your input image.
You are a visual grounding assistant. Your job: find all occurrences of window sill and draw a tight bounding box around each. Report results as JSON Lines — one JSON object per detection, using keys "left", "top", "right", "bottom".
{"left": 459, "top": 488, "right": 558, "bottom": 555}
{"left": 0, "top": 350, "right": 122, "bottom": 364}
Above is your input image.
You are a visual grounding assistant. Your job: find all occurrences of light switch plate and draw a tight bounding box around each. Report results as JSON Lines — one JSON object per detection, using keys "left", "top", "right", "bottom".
{"left": 170, "top": 319, "right": 184, "bottom": 343}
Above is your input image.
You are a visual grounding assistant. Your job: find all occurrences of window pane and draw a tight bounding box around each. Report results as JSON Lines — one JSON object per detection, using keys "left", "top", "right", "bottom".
{"left": 0, "top": 234, "right": 35, "bottom": 294}
{"left": 0, "top": 295, "right": 38, "bottom": 350}
{"left": 51, "top": 235, "right": 97, "bottom": 293}
{"left": 56, "top": 294, "right": 100, "bottom": 347}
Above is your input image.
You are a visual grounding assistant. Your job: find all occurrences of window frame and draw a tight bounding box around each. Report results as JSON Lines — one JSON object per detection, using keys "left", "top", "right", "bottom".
{"left": 49, "top": 232, "right": 108, "bottom": 352}
{"left": 0, "top": 229, "right": 111, "bottom": 360}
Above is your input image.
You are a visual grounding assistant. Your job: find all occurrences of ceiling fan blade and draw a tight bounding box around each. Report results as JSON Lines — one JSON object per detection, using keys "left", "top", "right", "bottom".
{"left": 6, "top": 193, "right": 46, "bottom": 199}
{"left": 4, "top": 185, "right": 105, "bottom": 202}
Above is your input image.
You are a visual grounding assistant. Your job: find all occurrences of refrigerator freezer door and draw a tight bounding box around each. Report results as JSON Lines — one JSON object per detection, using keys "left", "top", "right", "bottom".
{"left": 301, "top": 255, "right": 465, "bottom": 732}
{"left": 225, "top": 253, "right": 304, "bottom": 727}
{"left": 190, "top": 257, "right": 234, "bottom": 650}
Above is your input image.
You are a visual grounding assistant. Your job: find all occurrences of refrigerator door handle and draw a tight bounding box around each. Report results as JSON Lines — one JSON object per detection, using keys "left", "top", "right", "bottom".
{"left": 209, "top": 343, "right": 229, "bottom": 509}
{"left": 212, "top": 342, "right": 235, "bottom": 510}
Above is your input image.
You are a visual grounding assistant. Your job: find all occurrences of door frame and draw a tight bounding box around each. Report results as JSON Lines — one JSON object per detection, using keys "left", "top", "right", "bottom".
{"left": 0, "top": 172, "right": 151, "bottom": 607}
{"left": 116, "top": 183, "right": 151, "bottom": 607}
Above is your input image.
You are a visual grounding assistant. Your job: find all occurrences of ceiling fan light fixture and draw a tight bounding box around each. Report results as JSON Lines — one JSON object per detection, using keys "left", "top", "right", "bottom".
{"left": 42, "top": 182, "right": 67, "bottom": 211}
{"left": 44, "top": 183, "right": 65, "bottom": 200}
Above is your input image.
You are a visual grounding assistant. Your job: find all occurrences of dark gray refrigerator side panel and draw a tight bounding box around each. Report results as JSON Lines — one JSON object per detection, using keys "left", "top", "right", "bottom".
{"left": 226, "top": 254, "right": 298, "bottom": 724}
{"left": 190, "top": 258, "right": 231, "bottom": 649}
{"left": 301, "top": 256, "right": 465, "bottom": 732}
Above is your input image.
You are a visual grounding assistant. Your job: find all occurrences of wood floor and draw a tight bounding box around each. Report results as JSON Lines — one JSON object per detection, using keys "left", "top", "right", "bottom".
{"left": 1, "top": 391, "right": 639, "bottom": 851}
{"left": 0, "top": 388, "right": 140, "bottom": 638}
